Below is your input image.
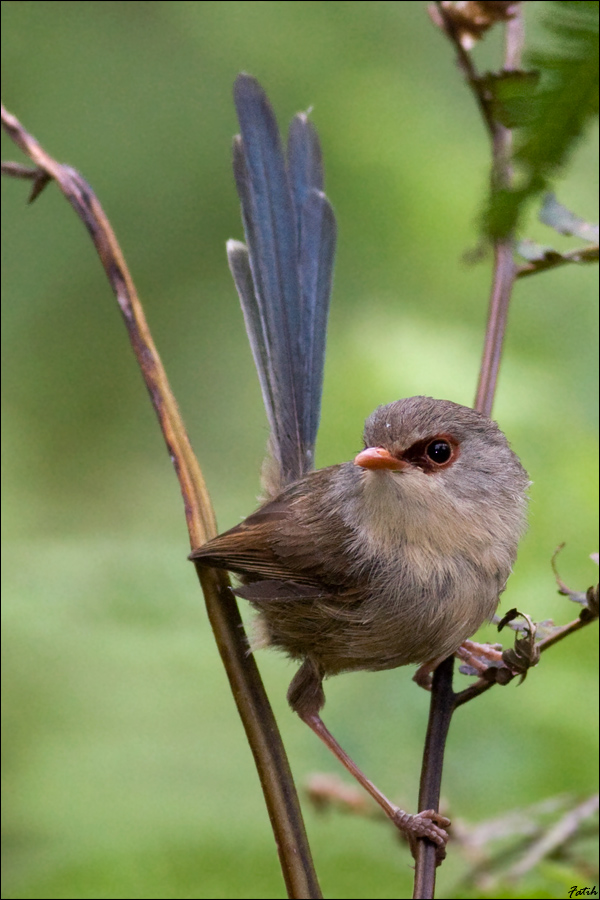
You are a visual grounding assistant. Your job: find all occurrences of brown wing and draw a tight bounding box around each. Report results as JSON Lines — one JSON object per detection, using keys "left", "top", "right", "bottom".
{"left": 190, "top": 501, "right": 322, "bottom": 585}
{"left": 189, "top": 464, "right": 360, "bottom": 589}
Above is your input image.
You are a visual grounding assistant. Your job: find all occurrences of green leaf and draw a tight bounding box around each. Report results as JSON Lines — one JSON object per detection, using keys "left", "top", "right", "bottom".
{"left": 486, "top": 0, "right": 599, "bottom": 238}
{"left": 478, "top": 70, "right": 540, "bottom": 129}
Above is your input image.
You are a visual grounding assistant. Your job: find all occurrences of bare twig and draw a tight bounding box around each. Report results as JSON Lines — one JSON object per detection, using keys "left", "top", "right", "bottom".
{"left": 516, "top": 243, "right": 599, "bottom": 277}
{"left": 430, "top": 2, "right": 497, "bottom": 136}
{"left": 453, "top": 605, "right": 598, "bottom": 708}
{"left": 305, "top": 773, "right": 381, "bottom": 819}
{"left": 433, "top": 4, "right": 523, "bottom": 417}
{"left": 474, "top": 240, "right": 517, "bottom": 417}
{"left": 453, "top": 794, "right": 573, "bottom": 854}
{"left": 451, "top": 792, "right": 598, "bottom": 891}
{"left": 535, "top": 615, "right": 593, "bottom": 653}
{"left": 474, "top": 9, "right": 522, "bottom": 416}
{"left": 1, "top": 103, "right": 321, "bottom": 900}
{"left": 508, "top": 793, "right": 599, "bottom": 878}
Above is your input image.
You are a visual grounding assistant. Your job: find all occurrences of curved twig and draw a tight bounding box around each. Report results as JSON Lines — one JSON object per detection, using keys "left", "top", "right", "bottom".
{"left": 1, "top": 103, "right": 321, "bottom": 900}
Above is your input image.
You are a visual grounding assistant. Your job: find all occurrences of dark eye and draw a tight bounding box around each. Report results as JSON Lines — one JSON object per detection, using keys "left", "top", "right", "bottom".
{"left": 425, "top": 440, "right": 452, "bottom": 464}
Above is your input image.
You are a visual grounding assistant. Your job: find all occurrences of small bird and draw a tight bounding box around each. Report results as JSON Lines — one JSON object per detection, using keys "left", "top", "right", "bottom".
{"left": 191, "top": 75, "right": 529, "bottom": 849}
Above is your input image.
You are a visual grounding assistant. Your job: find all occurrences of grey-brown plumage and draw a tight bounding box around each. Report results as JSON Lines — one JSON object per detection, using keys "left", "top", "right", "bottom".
{"left": 193, "top": 75, "right": 529, "bottom": 848}
{"left": 191, "top": 396, "right": 529, "bottom": 715}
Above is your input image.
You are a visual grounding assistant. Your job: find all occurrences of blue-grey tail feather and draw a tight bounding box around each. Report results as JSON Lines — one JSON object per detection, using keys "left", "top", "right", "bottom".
{"left": 230, "top": 73, "right": 336, "bottom": 490}
{"left": 287, "top": 112, "right": 324, "bottom": 232}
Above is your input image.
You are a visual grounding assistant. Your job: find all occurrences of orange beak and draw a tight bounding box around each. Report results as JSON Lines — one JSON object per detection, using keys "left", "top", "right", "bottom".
{"left": 353, "top": 446, "right": 407, "bottom": 471}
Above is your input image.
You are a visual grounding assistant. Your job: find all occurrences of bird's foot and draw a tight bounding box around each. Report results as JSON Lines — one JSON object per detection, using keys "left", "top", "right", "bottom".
{"left": 414, "top": 639, "right": 507, "bottom": 690}
{"left": 391, "top": 807, "right": 450, "bottom": 862}
{"left": 456, "top": 639, "right": 504, "bottom": 675}
{"left": 412, "top": 661, "right": 438, "bottom": 689}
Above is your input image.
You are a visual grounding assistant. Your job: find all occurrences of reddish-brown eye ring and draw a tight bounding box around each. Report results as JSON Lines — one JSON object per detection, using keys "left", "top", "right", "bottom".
{"left": 425, "top": 440, "right": 452, "bottom": 464}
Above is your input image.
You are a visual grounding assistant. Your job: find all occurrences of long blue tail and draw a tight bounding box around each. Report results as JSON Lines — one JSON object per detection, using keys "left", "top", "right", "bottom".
{"left": 227, "top": 74, "right": 337, "bottom": 493}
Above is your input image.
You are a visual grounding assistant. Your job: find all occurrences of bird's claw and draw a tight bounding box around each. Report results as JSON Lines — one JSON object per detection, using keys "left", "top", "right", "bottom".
{"left": 412, "top": 664, "right": 435, "bottom": 689}
{"left": 414, "top": 641, "right": 508, "bottom": 689}
{"left": 457, "top": 639, "right": 504, "bottom": 674}
{"left": 392, "top": 807, "right": 450, "bottom": 862}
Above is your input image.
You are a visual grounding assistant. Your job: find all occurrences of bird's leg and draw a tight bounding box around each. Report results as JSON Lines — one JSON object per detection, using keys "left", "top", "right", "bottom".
{"left": 300, "top": 711, "right": 449, "bottom": 857}
{"left": 288, "top": 658, "right": 450, "bottom": 858}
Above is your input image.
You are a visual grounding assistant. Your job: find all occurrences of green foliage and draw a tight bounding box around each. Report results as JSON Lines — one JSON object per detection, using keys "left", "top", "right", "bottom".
{"left": 480, "top": 70, "right": 541, "bottom": 130}
{"left": 487, "top": 0, "right": 599, "bottom": 236}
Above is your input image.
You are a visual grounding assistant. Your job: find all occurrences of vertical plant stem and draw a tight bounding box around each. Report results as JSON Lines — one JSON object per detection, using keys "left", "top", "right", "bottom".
{"left": 475, "top": 11, "right": 523, "bottom": 417}
{"left": 414, "top": 8, "right": 525, "bottom": 897}
{"left": 1, "top": 105, "right": 322, "bottom": 900}
{"left": 412, "top": 657, "right": 456, "bottom": 900}
{"left": 474, "top": 239, "right": 516, "bottom": 417}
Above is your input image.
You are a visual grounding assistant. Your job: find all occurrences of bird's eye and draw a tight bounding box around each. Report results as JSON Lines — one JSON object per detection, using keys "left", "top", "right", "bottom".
{"left": 425, "top": 440, "right": 452, "bottom": 464}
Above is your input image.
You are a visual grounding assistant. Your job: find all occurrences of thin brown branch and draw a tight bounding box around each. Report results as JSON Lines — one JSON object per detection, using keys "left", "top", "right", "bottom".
{"left": 516, "top": 244, "right": 599, "bottom": 278}
{"left": 413, "top": 656, "right": 456, "bottom": 900}
{"left": 433, "top": 2, "right": 497, "bottom": 139}
{"left": 451, "top": 792, "right": 597, "bottom": 891}
{"left": 434, "top": 4, "right": 522, "bottom": 417}
{"left": 474, "top": 5, "right": 522, "bottom": 416}
{"left": 535, "top": 615, "right": 591, "bottom": 652}
{"left": 508, "top": 793, "right": 599, "bottom": 878}
{"left": 504, "top": 10, "right": 525, "bottom": 71}
{"left": 474, "top": 240, "right": 516, "bottom": 416}
{"left": 453, "top": 794, "right": 572, "bottom": 854}
{"left": 1, "top": 103, "right": 321, "bottom": 900}
{"left": 1, "top": 105, "right": 215, "bottom": 547}
{"left": 416, "top": 10, "right": 525, "bottom": 896}
{"left": 452, "top": 672, "right": 496, "bottom": 708}
{"left": 453, "top": 606, "right": 597, "bottom": 708}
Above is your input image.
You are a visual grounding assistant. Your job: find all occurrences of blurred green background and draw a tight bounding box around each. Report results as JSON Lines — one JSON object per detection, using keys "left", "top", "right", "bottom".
{"left": 2, "top": 2, "right": 598, "bottom": 898}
